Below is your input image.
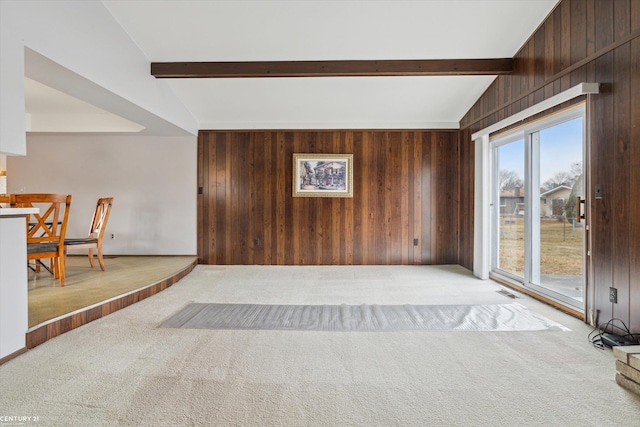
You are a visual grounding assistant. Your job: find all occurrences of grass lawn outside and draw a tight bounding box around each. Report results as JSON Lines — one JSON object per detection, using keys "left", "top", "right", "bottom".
{"left": 498, "top": 216, "right": 584, "bottom": 277}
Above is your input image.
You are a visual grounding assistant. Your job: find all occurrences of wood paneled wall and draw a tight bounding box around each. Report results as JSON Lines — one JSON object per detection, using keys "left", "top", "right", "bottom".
{"left": 459, "top": 0, "right": 640, "bottom": 331}
{"left": 197, "top": 130, "right": 459, "bottom": 266}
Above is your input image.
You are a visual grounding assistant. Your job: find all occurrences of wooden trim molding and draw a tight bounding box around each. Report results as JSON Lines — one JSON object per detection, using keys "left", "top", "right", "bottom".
{"left": 151, "top": 58, "right": 513, "bottom": 78}
{"left": 25, "top": 260, "right": 197, "bottom": 350}
{"left": 0, "top": 347, "right": 28, "bottom": 366}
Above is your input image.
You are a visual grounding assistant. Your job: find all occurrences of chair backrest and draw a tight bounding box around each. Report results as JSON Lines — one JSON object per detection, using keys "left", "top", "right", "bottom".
{"left": 12, "top": 194, "right": 72, "bottom": 245}
{"left": 88, "top": 197, "right": 114, "bottom": 239}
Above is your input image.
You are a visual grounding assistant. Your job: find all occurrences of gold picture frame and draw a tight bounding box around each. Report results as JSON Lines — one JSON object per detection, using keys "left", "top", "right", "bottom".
{"left": 292, "top": 153, "right": 353, "bottom": 198}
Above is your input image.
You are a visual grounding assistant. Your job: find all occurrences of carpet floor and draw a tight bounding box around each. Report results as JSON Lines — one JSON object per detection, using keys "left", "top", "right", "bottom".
{"left": 1, "top": 264, "right": 639, "bottom": 426}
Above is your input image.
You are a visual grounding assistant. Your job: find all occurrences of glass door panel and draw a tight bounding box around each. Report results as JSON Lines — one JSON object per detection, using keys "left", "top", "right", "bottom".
{"left": 495, "top": 139, "right": 525, "bottom": 279}
{"left": 532, "top": 117, "right": 585, "bottom": 304}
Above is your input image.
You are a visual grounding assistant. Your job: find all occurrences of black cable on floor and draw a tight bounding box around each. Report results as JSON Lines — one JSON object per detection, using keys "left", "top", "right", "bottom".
{"left": 588, "top": 318, "right": 639, "bottom": 350}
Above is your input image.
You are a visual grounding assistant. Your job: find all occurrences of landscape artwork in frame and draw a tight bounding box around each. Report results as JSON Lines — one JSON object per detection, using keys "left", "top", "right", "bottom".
{"left": 293, "top": 153, "right": 353, "bottom": 198}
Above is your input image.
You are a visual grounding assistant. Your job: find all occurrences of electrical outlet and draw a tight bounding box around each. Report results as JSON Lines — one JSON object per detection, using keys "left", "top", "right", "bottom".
{"left": 413, "top": 238, "right": 419, "bottom": 246}
{"left": 609, "top": 287, "right": 617, "bottom": 304}
{"left": 111, "top": 233, "right": 116, "bottom": 239}
{"left": 595, "top": 183, "right": 603, "bottom": 199}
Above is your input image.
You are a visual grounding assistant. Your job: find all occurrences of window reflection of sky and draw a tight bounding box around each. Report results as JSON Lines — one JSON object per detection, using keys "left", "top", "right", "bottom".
{"left": 498, "top": 117, "right": 583, "bottom": 182}
{"left": 540, "top": 117, "right": 583, "bottom": 181}
{"left": 498, "top": 139, "right": 524, "bottom": 182}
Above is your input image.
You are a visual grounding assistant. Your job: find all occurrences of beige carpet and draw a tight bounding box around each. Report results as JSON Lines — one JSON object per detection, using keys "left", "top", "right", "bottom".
{"left": 1, "top": 265, "right": 639, "bottom": 426}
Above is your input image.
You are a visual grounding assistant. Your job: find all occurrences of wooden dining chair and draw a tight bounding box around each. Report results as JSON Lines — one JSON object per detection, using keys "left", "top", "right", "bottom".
{"left": 0, "top": 194, "right": 10, "bottom": 206}
{"left": 12, "top": 193, "right": 72, "bottom": 286}
{"left": 64, "top": 197, "right": 113, "bottom": 271}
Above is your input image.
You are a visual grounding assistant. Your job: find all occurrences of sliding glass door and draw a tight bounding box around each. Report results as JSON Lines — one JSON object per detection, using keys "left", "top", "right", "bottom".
{"left": 491, "top": 106, "right": 586, "bottom": 310}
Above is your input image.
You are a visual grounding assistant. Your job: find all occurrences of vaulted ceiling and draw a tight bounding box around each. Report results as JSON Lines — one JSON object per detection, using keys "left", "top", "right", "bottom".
{"left": 28, "top": 0, "right": 560, "bottom": 132}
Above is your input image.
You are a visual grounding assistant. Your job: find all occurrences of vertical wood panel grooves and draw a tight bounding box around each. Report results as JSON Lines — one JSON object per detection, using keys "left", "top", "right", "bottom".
{"left": 461, "top": 28, "right": 640, "bottom": 130}
{"left": 197, "top": 130, "right": 459, "bottom": 265}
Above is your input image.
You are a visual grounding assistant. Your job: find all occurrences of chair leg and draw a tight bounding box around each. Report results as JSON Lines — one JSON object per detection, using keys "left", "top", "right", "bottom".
{"left": 87, "top": 248, "right": 95, "bottom": 268}
{"left": 97, "top": 245, "right": 105, "bottom": 271}
{"left": 59, "top": 252, "right": 66, "bottom": 286}
{"left": 52, "top": 257, "right": 60, "bottom": 279}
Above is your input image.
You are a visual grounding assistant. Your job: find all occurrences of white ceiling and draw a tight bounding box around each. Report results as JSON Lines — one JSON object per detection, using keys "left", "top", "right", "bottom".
{"left": 25, "top": 78, "right": 146, "bottom": 133}
{"left": 28, "top": 0, "right": 560, "bottom": 132}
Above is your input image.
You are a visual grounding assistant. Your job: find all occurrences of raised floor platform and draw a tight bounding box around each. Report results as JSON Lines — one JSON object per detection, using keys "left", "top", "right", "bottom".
{"left": 27, "top": 255, "right": 197, "bottom": 349}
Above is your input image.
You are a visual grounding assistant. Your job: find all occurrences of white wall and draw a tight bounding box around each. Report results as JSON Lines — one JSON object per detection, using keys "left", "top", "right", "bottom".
{"left": 0, "top": 155, "right": 6, "bottom": 194}
{"left": 7, "top": 135, "right": 197, "bottom": 255}
{"left": 0, "top": 0, "right": 197, "bottom": 156}
{"left": 0, "top": 215, "right": 29, "bottom": 359}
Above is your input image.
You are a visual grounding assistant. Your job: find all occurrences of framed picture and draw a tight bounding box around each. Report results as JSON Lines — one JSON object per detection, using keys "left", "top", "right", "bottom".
{"left": 293, "top": 153, "right": 353, "bottom": 198}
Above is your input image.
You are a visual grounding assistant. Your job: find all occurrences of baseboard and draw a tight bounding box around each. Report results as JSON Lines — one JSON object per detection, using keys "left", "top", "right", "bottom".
{"left": 0, "top": 347, "right": 28, "bottom": 366}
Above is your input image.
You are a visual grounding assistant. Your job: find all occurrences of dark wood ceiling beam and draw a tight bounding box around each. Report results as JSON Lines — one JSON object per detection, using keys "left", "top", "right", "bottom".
{"left": 151, "top": 58, "right": 513, "bottom": 78}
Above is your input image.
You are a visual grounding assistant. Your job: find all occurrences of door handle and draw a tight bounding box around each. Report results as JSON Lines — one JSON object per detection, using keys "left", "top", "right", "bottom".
{"left": 576, "top": 196, "right": 585, "bottom": 223}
